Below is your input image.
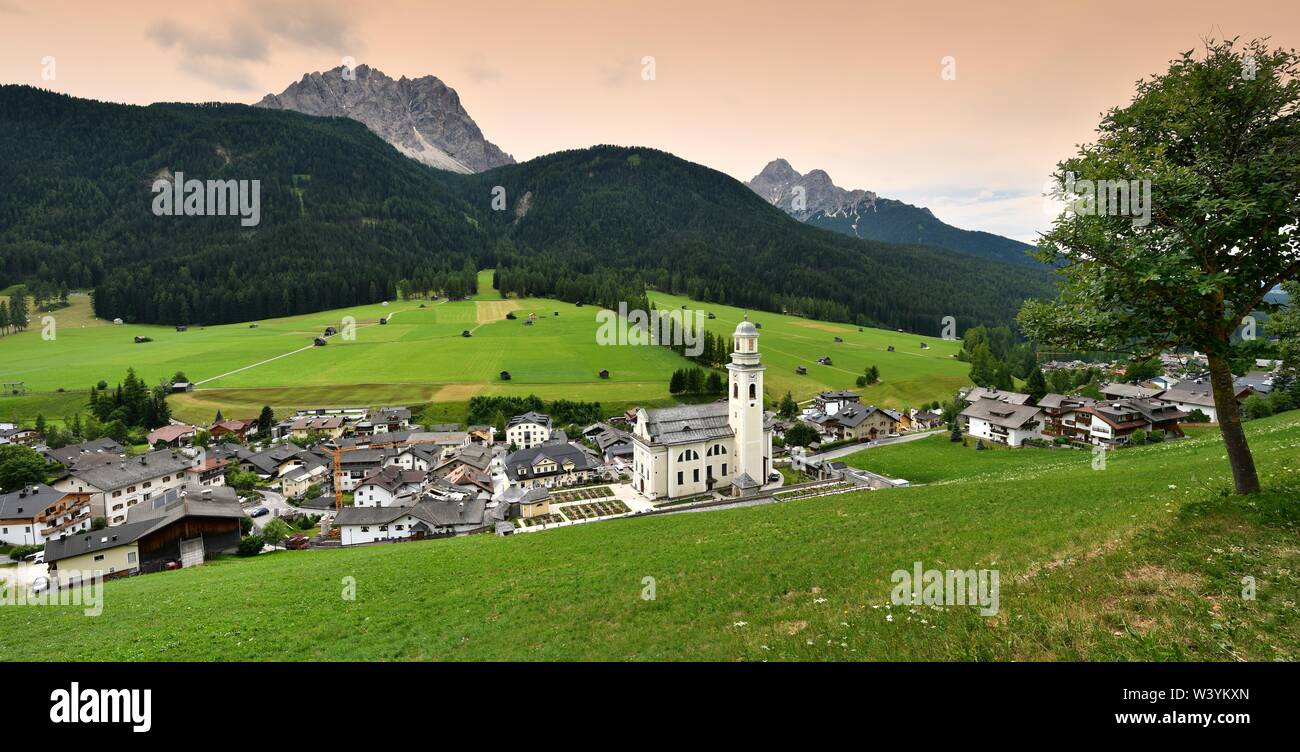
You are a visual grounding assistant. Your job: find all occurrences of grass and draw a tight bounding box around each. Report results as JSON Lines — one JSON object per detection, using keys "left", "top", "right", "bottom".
{"left": 649, "top": 291, "right": 970, "bottom": 407}
{"left": 0, "top": 283, "right": 972, "bottom": 426}
{"left": 2, "top": 411, "right": 1296, "bottom": 662}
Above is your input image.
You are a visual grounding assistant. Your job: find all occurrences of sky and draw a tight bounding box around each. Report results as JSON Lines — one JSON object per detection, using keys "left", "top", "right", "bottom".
{"left": 2, "top": 0, "right": 1296, "bottom": 242}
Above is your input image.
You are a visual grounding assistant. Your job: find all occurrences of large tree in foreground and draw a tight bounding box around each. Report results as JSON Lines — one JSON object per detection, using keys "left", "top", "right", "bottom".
{"left": 1019, "top": 38, "right": 1300, "bottom": 495}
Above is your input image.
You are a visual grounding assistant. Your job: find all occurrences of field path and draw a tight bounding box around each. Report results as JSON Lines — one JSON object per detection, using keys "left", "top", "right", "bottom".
{"left": 193, "top": 303, "right": 430, "bottom": 387}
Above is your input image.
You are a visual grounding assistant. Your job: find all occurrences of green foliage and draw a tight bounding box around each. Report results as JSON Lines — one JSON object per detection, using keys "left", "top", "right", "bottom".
{"left": 260, "top": 518, "right": 294, "bottom": 549}
{"left": 783, "top": 422, "right": 820, "bottom": 448}
{"left": 777, "top": 391, "right": 799, "bottom": 419}
{"left": 1025, "top": 367, "right": 1048, "bottom": 403}
{"left": 236, "top": 536, "right": 263, "bottom": 557}
{"left": 0, "top": 444, "right": 49, "bottom": 492}
{"left": 1242, "top": 394, "right": 1274, "bottom": 420}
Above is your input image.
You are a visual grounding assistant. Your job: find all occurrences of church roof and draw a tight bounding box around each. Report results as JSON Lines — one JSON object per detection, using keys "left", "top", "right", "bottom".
{"left": 640, "top": 403, "right": 734, "bottom": 445}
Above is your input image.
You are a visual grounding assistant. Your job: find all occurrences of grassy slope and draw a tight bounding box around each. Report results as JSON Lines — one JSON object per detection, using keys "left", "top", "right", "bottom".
{"left": 648, "top": 291, "right": 969, "bottom": 407}
{"left": 2, "top": 413, "right": 1295, "bottom": 662}
{"left": 1, "top": 285, "right": 972, "bottom": 426}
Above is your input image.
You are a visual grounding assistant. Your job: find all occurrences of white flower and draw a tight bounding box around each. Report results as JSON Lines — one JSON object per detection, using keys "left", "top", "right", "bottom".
{"left": 733, "top": 621, "right": 748, "bottom": 628}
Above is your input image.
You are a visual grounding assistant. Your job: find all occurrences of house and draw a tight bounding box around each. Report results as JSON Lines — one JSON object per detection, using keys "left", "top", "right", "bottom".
{"left": 334, "top": 448, "right": 389, "bottom": 492}
{"left": 826, "top": 404, "right": 897, "bottom": 441}
{"left": 813, "top": 390, "right": 860, "bottom": 416}
{"left": 960, "top": 399, "right": 1046, "bottom": 447}
{"left": 0, "top": 427, "right": 39, "bottom": 446}
{"left": 281, "top": 463, "right": 329, "bottom": 499}
{"left": 632, "top": 317, "right": 774, "bottom": 499}
{"left": 911, "top": 410, "right": 944, "bottom": 430}
{"left": 0, "top": 483, "right": 93, "bottom": 546}
{"left": 443, "top": 463, "right": 494, "bottom": 495}
{"left": 959, "top": 387, "right": 1032, "bottom": 406}
{"left": 467, "top": 425, "right": 494, "bottom": 444}
{"left": 147, "top": 423, "right": 197, "bottom": 448}
{"left": 1082, "top": 399, "right": 1187, "bottom": 446}
{"left": 505, "top": 441, "right": 602, "bottom": 489}
{"left": 506, "top": 411, "right": 553, "bottom": 449}
{"left": 499, "top": 485, "right": 551, "bottom": 520}
{"left": 42, "top": 485, "right": 244, "bottom": 586}
{"left": 593, "top": 426, "right": 635, "bottom": 462}
{"left": 170, "top": 382, "right": 193, "bottom": 393}
{"left": 209, "top": 418, "right": 257, "bottom": 441}
{"left": 53, "top": 450, "right": 196, "bottom": 526}
{"left": 1036, "top": 393, "right": 1097, "bottom": 441}
{"left": 882, "top": 408, "right": 910, "bottom": 432}
{"left": 353, "top": 466, "right": 429, "bottom": 507}
{"left": 433, "top": 443, "right": 496, "bottom": 478}
{"left": 43, "top": 438, "right": 123, "bottom": 469}
{"left": 333, "top": 497, "right": 487, "bottom": 545}
{"left": 289, "top": 416, "right": 346, "bottom": 440}
{"left": 1235, "top": 371, "right": 1275, "bottom": 396}
{"left": 385, "top": 445, "right": 440, "bottom": 472}
{"left": 185, "top": 456, "right": 231, "bottom": 486}
{"left": 1157, "top": 381, "right": 1253, "bottom": 423}
{"left": 370, "top": 407, "right": 412, "bottom": 434}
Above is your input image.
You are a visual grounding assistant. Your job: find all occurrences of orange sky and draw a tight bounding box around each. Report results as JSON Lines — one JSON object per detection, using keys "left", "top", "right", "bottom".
{"left": 2, "top": 0, "right": 1296, "bottom": 241}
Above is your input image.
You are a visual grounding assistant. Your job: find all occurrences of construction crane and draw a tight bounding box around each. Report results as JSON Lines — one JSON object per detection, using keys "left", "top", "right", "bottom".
{"left": 330, "top": 433, "right": 472, "bottom": 510}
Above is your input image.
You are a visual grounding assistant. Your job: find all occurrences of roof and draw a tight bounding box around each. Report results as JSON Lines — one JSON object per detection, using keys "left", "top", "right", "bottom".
{"left": 1037, "top": 393, "right": 1096, "bottom": 411}
{"left": 357, "top": 465, "right": 427, "bottom": 494}
{"left": 1087, "top": 398, "right": 1188, "bottom": 428}
{"left": 66, "top": 450, "right": 194, "bottom": 492}
{"left": 962, "top": 387, "right": 1032, "bottom": 405}
{"left": 507, "top": 411, "right": 552, "bottom": 429}
{"left": 45, "top": 486, "right": 243, "bottom": 563}
{"left": 815, "top": 390, "right": 860, "bottom": 403}
{"left": 832, "top": 404, "right": 891, "bottom": 429}
{"left": 638, "top": 402, "right": 733, "bottom": 445}
{"left": 334, "top": 498, "right": 486, "bottom": 528}
{"left": 147, "top": 424, "right": 197, "bottom": 444}
{"left": 1100, "top": 382, "right": 1165, "bottom": 400}
{"left": 504, "top": 442, "right": 601, "bottom": 481}
{"left": 1159, "top": 381, "right": 1250, "bottom": 407}
{"left": 960, "top": 398, "right": 1044, "bottom": 429}
{"left": 43, "top": 520, "right": 159, "bottom": 563}
{"left": 0, "top": 483, "right": 71, "bottom": 520}
{"left": 43, "top": 438, "right": 124, "bottom": 468}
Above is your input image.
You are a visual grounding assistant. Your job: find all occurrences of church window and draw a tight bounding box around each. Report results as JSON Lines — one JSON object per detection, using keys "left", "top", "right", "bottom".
{"left": 722, "top": 463, "right": 728, "bottom": 476}
{"left": 677, "top": 471, "right": 683, "bottom": 485}
{"left": 733, "top": 383, "right": 738, "bottom": 398}
{"left": 676, "top": 449, "right": 699, "bottom": 462}
{"left": 749, "top": 383, "right": 757, "bottom": 399}
{"left": 693, "top": 468, "right": 700, "bottom": 482}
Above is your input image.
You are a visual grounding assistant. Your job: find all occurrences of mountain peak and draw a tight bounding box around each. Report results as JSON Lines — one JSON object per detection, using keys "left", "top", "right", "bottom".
{"left": 746, "top": 160, "right": 874, "bottom": 219}
{"left": 257, "top": 65, "right": 513, "bottom": 173}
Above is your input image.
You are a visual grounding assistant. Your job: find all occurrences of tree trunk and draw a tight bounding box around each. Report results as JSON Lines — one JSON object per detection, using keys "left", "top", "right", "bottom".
{"left": 1206, "top": 352, "right": 1261, "bottom": 494}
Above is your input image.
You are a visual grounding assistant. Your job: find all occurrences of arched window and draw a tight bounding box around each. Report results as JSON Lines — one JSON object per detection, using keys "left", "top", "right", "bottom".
{"left": 706, "top": 444, "right": 728, "bottom": 457}
{"left": 749, "top": 383, "right": 757, "bottom": 399}
{"left": 676, "top": 449, "right": 700, "bottom": 462}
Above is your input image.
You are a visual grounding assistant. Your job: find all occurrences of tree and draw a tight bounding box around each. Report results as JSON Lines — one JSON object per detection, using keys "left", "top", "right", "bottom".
{"left": 1025, "top": 368, "right": 1048, "bottom": 404}
{"left": 1242, "top": 394, "right": 1274, "bottom": 420}
{"left": 236, "top": 535, "right": 263, "bottom": 557}
{"left": 257, "top": 405, "right": 275, "bottom": 433}
{"left": 864, "top": 365, "right": 880, "bottom": 385}
{"left": 261, "top": 518, "right": 294, "bottom": 549}
{"left": 0, "top": 445, "right": 49, "bottom": 491}
{"left": 1019, "top": 39, "right": 1300, "bottom": 495}
{"left": 668, "top": 369, "right": 686, "bottom": 394}
{"left": 1124, "top": 357, "right": 1162, "bottom": 382}
{"left": 967, "top": 342, "right": 999, "bottom": 387}
{"left": 949, "top": 421, "right": 963, "bottom": 442}
{"left": 778, "top": 391, "right": 799, "bottom": 419}
{"left": 783, "top": 422, "right": 820, "bottom": 448}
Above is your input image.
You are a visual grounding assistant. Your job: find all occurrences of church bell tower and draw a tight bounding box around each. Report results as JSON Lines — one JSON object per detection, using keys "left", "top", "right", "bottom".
{"left": 727, "top": 314, "right": 767, "bottom": 487}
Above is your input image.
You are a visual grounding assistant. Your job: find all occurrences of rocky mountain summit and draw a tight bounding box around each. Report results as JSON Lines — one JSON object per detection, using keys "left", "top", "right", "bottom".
{"left": 257, "top": 64, "right": 514, "bottom": 173}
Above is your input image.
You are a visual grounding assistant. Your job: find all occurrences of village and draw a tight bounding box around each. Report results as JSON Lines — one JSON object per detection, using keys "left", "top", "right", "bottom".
{"left": 1, "top": 314, "right": 1285, "bottom": 593}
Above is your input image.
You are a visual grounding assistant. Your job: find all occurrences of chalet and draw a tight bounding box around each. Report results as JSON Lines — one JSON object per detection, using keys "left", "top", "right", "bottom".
{"left": 289, "top": 416, "right": 346, "bottom": 440}
{"left": 505, "top": 442, "right": 602, "bottom": 489}
{"left": 146, "top": 423, "right": 197, "bottom": 448}
{"left": 814, "top": 390, "right": 861, "bottom": 416}
{"left": 1082, "top": 398, "right": 1187, "bottom": 446}
{"left": 1036, "top": 393, "right": 1097, "bottom": 441}
{"left": 1157, "top": 381, "right": 1253, "bottom": 424}
{"left": 825, "top": 404, "right": 897, "bottom": 441}
{"left": 53, "top": 450, "right": 195, "bottom": 526}
{"left": 0, "top": 427, "right": 38, "bottom": 447}
{"left": 335, "top": 448, "right": 389, "bottom": 492}
{"left": 281, "top": 463, "right": 330, "bottom": 499}
{"left": 43, "top": 485, "right": 244, "bottom": 586}
{"left": 911, "top": 410, "right": 944, "bottom": 430}
{"left": 593, "top": 426, "right": 635, "bottom": 462}
{"left": 882, "top": 408, "right": 910, "bottom": 432}
{"left": 506, "top": 411, "right": 552, "bottom": 449}
{"left": 185, "top": 456, "right": 231, "bottom": 486}
{"left": 209, "top": 418, "right": 257, "bottom": 441}
{"left": 960, "top": 399, "right": 1045, "bottom": 447}
{"left": 0, "top": 484, "right": 93, "bottom": 546}
{"left": 468, "top": 425, "right": 495, "bottom": 444}
{"left": 353, "top": 466, "right": 429, "bottom": 508}
{"left": 1100, "top": 382, "right": 1165, "bottom": 401}
{"left": 434, "top": 444, "right": 495, "bottom": 477}
{"left": 385, "top": 445, "right": 440, "bottom": 472}
{"left": 443, "top": 463, "right": 494, "bottom": 495}
{"left": 334, "top": 496, "right": 488, "bottom": 545}
{"left": 43, "top": 438, "right": 123, "bottom": 469}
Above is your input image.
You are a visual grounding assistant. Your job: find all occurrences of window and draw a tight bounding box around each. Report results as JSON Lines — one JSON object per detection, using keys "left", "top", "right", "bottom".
{"left": 677, "top": 471, "right": 683, "bottom": 485}
{"left": 361, "top": 526, "right": 370, "bottom": 532}
{"left": 706, "top": 444, "right": 727, "bottom": 456}
{"left": 676, "top": 449, "right": 699, "bottom": 462}
{"left": 162, "top": 476, "right": 170, "bottom": 482}
{"left": 112, "top": 490, "right": 122, "bottom": 498}
{"left": 379, "top": 525, "right": 388, "bottom": 532}
{"left": 127, "top": 552, "right": 136, "bottom": 564}
{"left": 749, "top": 383, "right": 757, "bottom": 400}
{"left": 395, "top": 525, "right": 404, "bottom": 531}
{"left": 94, "top": 554, "right": 105, "bottom": 562}
{"left": 733, "top": 383, "right": 738, "bottom": 398}
{"left": 127, "top": 486, "right": 136, "bottom": 493}
{"left": 693, "top": 468, "right": 700, "bottom": 482}
{"left": 722, "top": 463, "right": 728, "bottom": 476}
{"left": 143, "top": 481, "right": 152, "bottom": 489}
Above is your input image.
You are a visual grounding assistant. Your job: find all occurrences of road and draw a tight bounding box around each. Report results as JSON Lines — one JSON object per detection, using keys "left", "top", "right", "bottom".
{"left": 249, "top": 489, "right": 295, "bottom": 530}
{"left": 806, "top": 429, "right": 944, "bottom": 462}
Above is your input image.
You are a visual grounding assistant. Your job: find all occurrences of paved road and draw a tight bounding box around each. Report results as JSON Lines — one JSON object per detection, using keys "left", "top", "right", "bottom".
{"left": 250, "top": 489, "right": 295, "bottom": 530}
{"left": 807, "top": 429, "right": 944, "bottom": 462}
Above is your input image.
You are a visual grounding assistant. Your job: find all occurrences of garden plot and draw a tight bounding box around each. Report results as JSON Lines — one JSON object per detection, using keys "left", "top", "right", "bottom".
{"left": 557, "top": 499, "right": 631, "bottom": 521}
{"left": 550, "top": 486, "right": 615, "bottom": 503}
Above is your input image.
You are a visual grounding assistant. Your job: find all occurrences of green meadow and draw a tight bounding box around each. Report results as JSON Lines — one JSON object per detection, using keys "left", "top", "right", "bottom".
{"left": 648, "top": 291, "right": 969, "bottom": 407}
{"left": 1, "top": 411, "right": 1294, "bottom": 661}
{"left": 1, "top": 280, "right": 973, "bottom": 425}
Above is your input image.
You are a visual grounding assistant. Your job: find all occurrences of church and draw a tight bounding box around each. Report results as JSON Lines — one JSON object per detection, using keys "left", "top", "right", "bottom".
{"left": 631, "top": 316, "right": 774, "bottom": 500}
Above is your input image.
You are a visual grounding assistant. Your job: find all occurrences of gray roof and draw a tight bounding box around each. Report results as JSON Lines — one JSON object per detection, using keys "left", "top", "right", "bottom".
{"left": 960, "top": 398, "right": 1044, "bottom": 429}
{"left": 639, "top": 403, "right": 733, "bottom": 445}
{"left": 66, "top": 449, "right": 194, "bottom": 491}
{"left": 833, "top": 404, "right": 891, "bottom": 429}
{"left": 44, "top": 486, "right": 243, "bottom": 563}
{"left": 1101, "top": 382, "right": 1165, "bottom": 400}
{"left": 1037, "top": 393, "right": 1096, "bottom": 411}
{"left": 507, "top": 411, "right": 552, "bottom": 429}
{"left": 1090, "top": 398, "right": 1188, "bottom": 427}
{"left": 962, "top": 387, "right": 1032, "bottom": 405}
{"left": 0, "top": 483, "right": 68, "bottom": 519}
{"left": 43, "top": 520, "right": 160, "bottom": 563}
{"left": 1155, "top": 381, "right": 1245, "bottom": 408}
{"left": 334, "top": 498, "right": 486, "bottom": 528}
{"left": 43, "top": 438, "right": 124, "bottom": 467}
{"left": 504, "top": 442, "right": 601, "bottom": 481}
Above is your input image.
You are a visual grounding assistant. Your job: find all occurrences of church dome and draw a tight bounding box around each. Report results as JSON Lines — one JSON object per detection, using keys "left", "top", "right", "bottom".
{"left": 735, "top": 315, "right": 758, "bottom": 338}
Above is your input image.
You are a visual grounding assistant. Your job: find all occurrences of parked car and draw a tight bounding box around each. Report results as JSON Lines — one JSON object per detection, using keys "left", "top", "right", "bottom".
{"left": 887, "top": 432, "right": 900, "bottom": 439}
{"left": 24, "top": 550, "right": 44, "bottom": 564}
{"left": 285, "top": 535, "right": 310, "bottom": 550}
{"left": 249, "top": 506, "right": 270, "bottom": 518}
{"left": 30, "top": 575, "right": 50, "bottom": 595}
{"left": 768, "top": 472, "right": 781, "bottom": 482}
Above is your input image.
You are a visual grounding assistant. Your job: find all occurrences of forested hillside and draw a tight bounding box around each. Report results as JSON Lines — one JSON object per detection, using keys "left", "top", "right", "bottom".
{"left": 0, "top": 86, "right": 1053, "bottom": 334}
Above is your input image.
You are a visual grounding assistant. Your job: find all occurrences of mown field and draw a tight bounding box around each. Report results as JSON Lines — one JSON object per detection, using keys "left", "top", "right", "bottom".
{"left": 1, "top": 412, "right": 1294, "bottom": 661}
{"left": 1, "top": 279, "right": 972, "bottom": 425}
{"left": 648, "top": 291, "right": 969, "bottom": 407}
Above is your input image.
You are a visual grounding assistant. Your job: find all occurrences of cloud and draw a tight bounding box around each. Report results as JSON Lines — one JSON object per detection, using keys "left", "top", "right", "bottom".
{"left": 148, "top": 0, "right": 361, "bottom": 91}
{"left": 902, "top": 187, "right": 1054, "bottom": 244}
{"left": 461, "top": 60, "right": 502, "bottom": 84}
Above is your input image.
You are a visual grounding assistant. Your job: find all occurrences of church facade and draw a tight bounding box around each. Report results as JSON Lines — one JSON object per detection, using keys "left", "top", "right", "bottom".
{"left": 631, "top": 316, "right": 773, "bottom": 500}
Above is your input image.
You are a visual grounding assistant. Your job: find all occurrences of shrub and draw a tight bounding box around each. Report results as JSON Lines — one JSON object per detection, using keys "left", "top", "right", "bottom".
{"left": 1186, "top": 409, "right": 1211, "bottom": 423}
{"left": 1267, "top": 390, "right": 1294, "bottom": 414}
{"left": 974, "top": 439, "right": 986, "bottom": 451}
{"left": 236, "top": 536, "right": 263, "bottom": 557}
{"left": 1130, "top": 429, "right": 1148, "bottom": 446}
{"left": 7, "top": 543, "right": 43, "bottom": 560}
{"left": 1148, "top": 431, "right": 1165, "bottom": 443}
{"left": 1242, "top": 394, "right": 1274, "bottom": 420}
